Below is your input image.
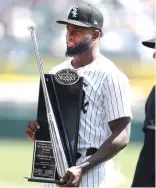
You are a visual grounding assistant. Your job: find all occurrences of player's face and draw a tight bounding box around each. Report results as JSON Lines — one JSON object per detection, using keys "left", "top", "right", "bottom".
{"left": 65, "top": 24, "right": 94, "bottom": 57}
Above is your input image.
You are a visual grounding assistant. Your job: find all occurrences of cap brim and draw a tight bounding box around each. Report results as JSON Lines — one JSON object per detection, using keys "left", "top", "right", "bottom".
{"left": 142, "top": 38, "right": 155, "bottom": 49}
{"left": 57, "top": 19, "right": 91, "bottom": 28}
{"left": 57, "top": 19, "right": 103, "bottom": 37}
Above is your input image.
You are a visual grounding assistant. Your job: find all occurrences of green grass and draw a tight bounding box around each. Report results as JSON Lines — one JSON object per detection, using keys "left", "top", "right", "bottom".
{"left": 114, "top": 143, "right": 142, "bottom": 188}
{"left": 0, "top": 139, "right": 142, "bottom": 188}
{"left": 0, "top": 140, "right": 40, "bottom": 188}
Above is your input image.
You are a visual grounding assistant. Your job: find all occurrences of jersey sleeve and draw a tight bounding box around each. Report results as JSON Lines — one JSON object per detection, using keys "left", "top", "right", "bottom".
{"left": 102, "top": 72, "right": 133, "bottom": 122}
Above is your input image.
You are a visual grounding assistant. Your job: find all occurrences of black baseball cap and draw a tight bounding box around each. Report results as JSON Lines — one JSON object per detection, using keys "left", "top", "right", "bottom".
{"left": 142, "top": 38, "right": 155, "bottom": 49}
{"left": 56, "top": 3, "right": 103, "bottom": 33}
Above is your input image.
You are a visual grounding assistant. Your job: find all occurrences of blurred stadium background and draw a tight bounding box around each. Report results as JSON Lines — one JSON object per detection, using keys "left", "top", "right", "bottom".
{"left": 0, "top": 0, "right": 155, "bottom": 187}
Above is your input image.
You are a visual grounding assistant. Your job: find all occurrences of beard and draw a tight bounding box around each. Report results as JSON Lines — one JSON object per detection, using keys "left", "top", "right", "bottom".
{"left": 65, "top": 38, "right": 92, "bottom": 57}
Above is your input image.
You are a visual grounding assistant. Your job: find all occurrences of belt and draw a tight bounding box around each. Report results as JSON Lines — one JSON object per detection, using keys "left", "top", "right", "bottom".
{"left": 76, "top": 147, "right": 98, "bottom": 160}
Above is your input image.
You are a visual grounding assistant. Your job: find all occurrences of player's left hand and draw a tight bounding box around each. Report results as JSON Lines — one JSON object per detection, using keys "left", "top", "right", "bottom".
{"left": 59, "top": 166, "right": 83, "bottom": 187}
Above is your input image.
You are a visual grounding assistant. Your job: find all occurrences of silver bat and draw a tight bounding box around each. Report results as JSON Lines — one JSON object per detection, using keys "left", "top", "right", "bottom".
{"left": 27, "top": 26, "right": 69, "bottom": 178}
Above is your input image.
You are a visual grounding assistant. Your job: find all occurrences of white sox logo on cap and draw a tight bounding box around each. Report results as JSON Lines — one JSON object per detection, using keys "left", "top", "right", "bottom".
{"left": 71, "top": 5, "right": 78, "bottom": 17}
{"left": 57, "top": 3, "right": 104, "bottom": 37}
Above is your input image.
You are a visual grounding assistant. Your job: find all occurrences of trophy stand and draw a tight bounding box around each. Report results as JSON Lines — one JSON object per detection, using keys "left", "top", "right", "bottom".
{"left": 25, "top": 73, "right": 83, "bottom": 184}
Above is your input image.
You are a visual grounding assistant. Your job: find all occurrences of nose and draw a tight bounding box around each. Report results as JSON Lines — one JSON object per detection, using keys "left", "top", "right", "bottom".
{"left": 153, "top": 51, "right": 156, "bottom": 59}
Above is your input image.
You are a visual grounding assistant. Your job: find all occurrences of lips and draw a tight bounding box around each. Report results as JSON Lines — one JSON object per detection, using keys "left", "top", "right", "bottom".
{"left": 66, "top": 41, "right": 76, "bottom": 48}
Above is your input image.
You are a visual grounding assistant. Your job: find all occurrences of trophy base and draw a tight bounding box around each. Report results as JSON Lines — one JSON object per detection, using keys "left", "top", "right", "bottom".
{"left": 24, "top": 177, "right": 66, "bottom": 184}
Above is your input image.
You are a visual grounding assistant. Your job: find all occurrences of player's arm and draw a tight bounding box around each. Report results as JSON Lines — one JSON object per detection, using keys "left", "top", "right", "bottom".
{"left": 61, "top": 117, "right": 131, "bottom": 187}
{"left": 79, "top": 116, "right": 131, "bottom": 173}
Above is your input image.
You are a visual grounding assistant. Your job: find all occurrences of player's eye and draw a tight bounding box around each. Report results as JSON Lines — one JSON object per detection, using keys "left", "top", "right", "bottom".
{"left": 67, "top": 29, "right": 81, "bottom": 36}
{"left": 73, "top": 30, "right": 82, "bottom": 35}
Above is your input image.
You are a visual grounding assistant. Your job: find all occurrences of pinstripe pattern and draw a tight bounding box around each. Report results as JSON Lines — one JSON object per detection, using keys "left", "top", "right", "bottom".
{"left": 43, "top": 55, "right": 132, "bottom": 188}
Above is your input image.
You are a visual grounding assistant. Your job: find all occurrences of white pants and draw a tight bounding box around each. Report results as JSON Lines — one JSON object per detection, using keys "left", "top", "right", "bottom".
{"left": 42, "top": 150, "right": 115, "bottom": 188}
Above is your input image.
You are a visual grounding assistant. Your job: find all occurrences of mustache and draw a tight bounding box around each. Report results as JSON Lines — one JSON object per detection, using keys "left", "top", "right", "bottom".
{"left": 66, "top": 41, "right": 76, "bottom": 46}
{"left": 65, "top": 39, "right": 91, "bottom": 57}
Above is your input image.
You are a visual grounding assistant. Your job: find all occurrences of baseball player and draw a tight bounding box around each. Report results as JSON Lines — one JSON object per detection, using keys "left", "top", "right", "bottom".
{"left": 26, "top": 3, "right": 132, "bottom": 188}
{"left": 131, "top": 38, "right": 155, "bottom": 187}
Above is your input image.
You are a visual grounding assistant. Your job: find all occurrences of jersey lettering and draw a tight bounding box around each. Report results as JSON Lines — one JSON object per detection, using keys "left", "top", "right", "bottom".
{"left": 81, "top": 83, "right": 89, "bottom": 114}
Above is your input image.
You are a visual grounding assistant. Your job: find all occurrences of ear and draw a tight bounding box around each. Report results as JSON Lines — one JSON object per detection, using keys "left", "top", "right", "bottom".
{"left": 92, "top": 30, "right": 100, "bottom": 41}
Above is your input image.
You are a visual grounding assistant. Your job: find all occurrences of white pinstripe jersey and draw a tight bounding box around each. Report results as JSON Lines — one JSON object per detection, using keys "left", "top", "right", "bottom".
{"left": 45, "top": 55, "right": 132, "bottom": 188}
{"left": 50, "top": 55, "right": 132, "bottom": 152}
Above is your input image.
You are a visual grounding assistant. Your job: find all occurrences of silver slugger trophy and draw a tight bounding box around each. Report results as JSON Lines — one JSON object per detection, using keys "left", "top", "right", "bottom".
{"left": 24, "top": 26, "right": 83, "bottom": 184}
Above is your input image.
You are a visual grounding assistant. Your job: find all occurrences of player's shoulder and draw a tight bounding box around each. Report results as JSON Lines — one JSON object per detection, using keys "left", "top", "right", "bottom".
{"left": 99, "top": 55, "right": 129, "bottom": 82}
{"left": 97, "top": 55, "right": 117, "bottom": 72}
{"left": 49, "top": 58, "right": 72, "bottom": 74}
{"left": 107, "top": 67, "right": 129, "bottom": 83}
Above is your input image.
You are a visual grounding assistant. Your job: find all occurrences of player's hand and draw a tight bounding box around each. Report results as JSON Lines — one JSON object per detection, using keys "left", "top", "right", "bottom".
{"left": 59, "top": 166, "right": 83, "bottom": 187}
{"left": 25, "top": 120, "right": 40, "bottom": 141}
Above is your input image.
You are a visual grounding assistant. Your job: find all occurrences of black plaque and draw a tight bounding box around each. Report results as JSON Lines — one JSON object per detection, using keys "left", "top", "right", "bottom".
{"left": 32, "top": 140, "right": 56, "bottom": 180}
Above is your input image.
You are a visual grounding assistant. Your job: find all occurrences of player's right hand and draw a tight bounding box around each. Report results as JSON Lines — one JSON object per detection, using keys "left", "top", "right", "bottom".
{"left": 25, "top": 121, "right": 40, "bottom": 141}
